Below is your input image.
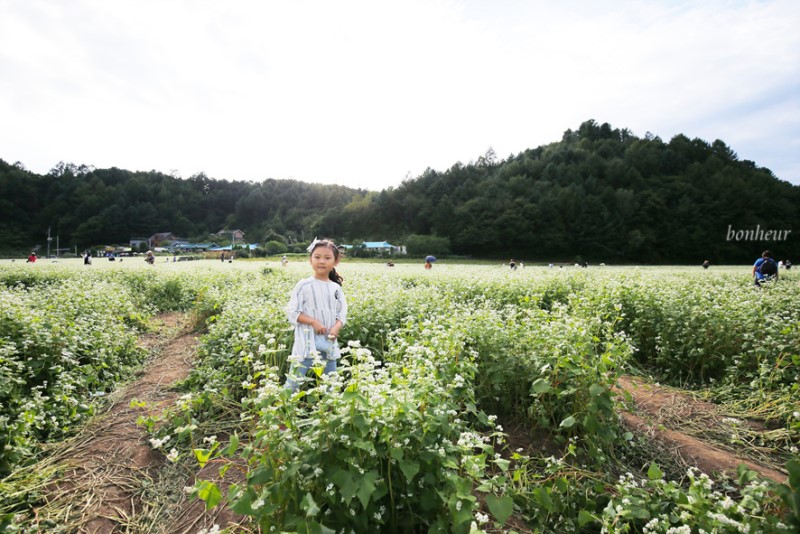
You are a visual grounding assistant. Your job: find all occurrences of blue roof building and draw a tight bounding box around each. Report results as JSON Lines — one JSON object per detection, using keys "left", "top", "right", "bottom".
{"left": 362, "top": 241, "right": 394, "bottom": 250}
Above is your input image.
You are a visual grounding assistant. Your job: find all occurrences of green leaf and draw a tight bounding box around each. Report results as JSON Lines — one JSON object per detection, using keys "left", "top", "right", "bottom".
{"left": 356, "top": 470, "right": 379, "bottom": 509}
{"left": 196, "top": 480, "right": 222, "bottom": 509}
{"left": 193, "top": 448, "right": 213, "bottom": 468}
{"left": 532, "top": 378, "right": 551, "bottom": 394}
{"left": 302, "top": 492, "right": 320, "bottom": 517}
{"left": 647, "top": 462, "right": 663, "bottom": 480}
{"left": 249, "top": 466, "right": 270, "bottom": 485}
{"left": 787, "top": 459, "right": 800, "bottom": 490}
{"left": 224, "top": 434, "right": 239, "bottom": 456}
{"left": 230, "top": 489, "right": 253, "bottom": 515}
{"left": 307, "top": 522, "right": 337, "bottom": 534}
{"left": 352, "top": 413, "right": 370, "bottom": 436}
{"left": 448, "top": 494, "right": 474, "bottom": 526}
{"left": 485, "top": 494, "right": 514, "bottom": 525}
{"left": 533, "top": 487, "right": 554, "bottom": 512}
{"left": 589, "top": 383, "right": 605, "bottom": 396}
{"left": 331, "top": 469, "right": 357, "bottom": 503}
{"left": 399, "top": 459, "right": 420, "bottom": 482}
{"left": 578, "top": 509, "right": 595, "bottom": 526}
{"left": 628, "top": 506, "right": 650, "bottom": 519}
{"left": 493, "top": 458, "right": 511, "bottom": 472}
{"left": 559, "top": 415, "right": 576, "bottom": 429}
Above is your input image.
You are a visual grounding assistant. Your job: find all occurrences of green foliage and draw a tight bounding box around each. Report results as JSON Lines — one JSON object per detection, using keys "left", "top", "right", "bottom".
{"left": 0, "top": 275, "right": 148, "bottom": 473}
{"left": 2, "top": 263, "right": 799, "bottom": 531}
{"left": 5, "top": 117, "right": 798, "bottom": 262}
{"left": 597, "top": 465, "right": 793, "bottom": 533}
{"left": 405, "top": 234, "right": 451, "bottom": 256}
{"left": 264, "top": 240, "right": 289, "bottom": 255}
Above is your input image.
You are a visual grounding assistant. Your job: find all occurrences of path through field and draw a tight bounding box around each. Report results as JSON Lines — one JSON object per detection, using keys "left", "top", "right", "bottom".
{"left": 616, "top": 376, "right": 788, "bottom": 484}
{"left": 30, "top": 313, "right": 245, "bottom": 533}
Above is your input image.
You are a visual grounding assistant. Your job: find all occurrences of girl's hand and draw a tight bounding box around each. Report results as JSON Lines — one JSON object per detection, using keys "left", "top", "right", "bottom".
{"left": 328, "top": 324, "right": 341, "bottom": 338}
{"left": 311, "top": 320, "right": 327, "bottom": 334}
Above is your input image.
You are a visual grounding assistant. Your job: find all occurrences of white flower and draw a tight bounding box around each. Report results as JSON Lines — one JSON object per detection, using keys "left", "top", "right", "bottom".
{"left": 476, "top": 511, "right": 489, "bottom": 524}
{"left": 149, "top": 435, "right": 170, "bottom": 449}
{"left": 166, "top": 448, "right": 179, "bottom": 462}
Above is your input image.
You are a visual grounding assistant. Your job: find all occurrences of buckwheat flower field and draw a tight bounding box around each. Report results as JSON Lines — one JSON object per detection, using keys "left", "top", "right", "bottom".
{"left": 0, "top": 259, "right": 798, "bottom": 533}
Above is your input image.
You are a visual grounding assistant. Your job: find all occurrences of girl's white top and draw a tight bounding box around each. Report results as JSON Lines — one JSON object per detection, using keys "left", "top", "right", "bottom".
{"left": 286, "top": 277, "right": 347, "bottom": 360}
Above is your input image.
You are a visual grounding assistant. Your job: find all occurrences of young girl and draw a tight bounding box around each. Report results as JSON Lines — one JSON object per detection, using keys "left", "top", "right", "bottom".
{"left": 285, "top": 239, "right": 347, "bottom": 390}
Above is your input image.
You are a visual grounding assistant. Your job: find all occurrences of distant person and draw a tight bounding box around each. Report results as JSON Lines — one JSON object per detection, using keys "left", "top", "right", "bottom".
{"left": 26, "top": 252, "right": 36, "bottom": 263}
{"left": 519, "top": 261, "right": 524, "bottom": 269}
{"left": 220, "top": 252, "right": 225, "bottom": 262}
{"left": 281, "top": 255, "right": 289, "bottom": 267}
{"left": 753, "top": 250, "right": 778, "bottom": 286}
{"left": 284, "top": 239, "right": 347, "bottom": 391}
{"left": 424, "top": 261, "right": 432, "bottom": 270}
{"left": 83, "top": 251, "right": 92, "bottom": 265}
{"left": 145, "top": 250, "right": 155, "bottom": 265}
{"left": 509, "top": 259, "right": 517, "bottom": 270}
{"left": 785, "top": 259, "right": 792, "bottom": 270}
{"left": 702, "top": 259, "right": 710, "bottom": 270}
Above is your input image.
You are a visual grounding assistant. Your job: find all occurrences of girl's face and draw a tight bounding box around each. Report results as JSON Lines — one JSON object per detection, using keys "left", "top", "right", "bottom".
{"left": 309, "top": 245, "right": 339, "bottom": 280}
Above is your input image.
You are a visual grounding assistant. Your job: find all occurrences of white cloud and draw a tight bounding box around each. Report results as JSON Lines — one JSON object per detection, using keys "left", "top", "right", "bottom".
{"left": 1, "top": 0, "right": 798, "bottom": 187}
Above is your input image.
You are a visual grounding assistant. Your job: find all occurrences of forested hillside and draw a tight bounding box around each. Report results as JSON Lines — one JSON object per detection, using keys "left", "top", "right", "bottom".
{"left": 2, "top": 120, "right": 797, "bottom": 263}
{"left": 0, "top": 162, "right": 363, "bottom": 252}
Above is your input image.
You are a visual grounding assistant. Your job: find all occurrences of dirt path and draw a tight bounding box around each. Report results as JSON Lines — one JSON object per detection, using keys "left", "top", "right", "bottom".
{"left": 616, "top": 376, "right": 788, "bottom": 484}
{"left": 27, "top": 312, "right": 244, "bottom": 533}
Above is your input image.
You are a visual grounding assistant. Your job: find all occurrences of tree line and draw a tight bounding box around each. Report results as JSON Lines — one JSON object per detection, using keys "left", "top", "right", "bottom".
{"left": 2, "top": 120, "right": 797, "bottom": 263}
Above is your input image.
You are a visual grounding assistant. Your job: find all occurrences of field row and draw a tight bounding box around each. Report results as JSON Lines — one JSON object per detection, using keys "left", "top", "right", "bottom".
{"left": 0, "top": 262, "right": 798, "bottom": 532}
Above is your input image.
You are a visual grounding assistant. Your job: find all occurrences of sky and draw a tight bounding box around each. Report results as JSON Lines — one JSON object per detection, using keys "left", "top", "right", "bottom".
{"left": 1, "top": 0, "right": 799, "bottom": 190}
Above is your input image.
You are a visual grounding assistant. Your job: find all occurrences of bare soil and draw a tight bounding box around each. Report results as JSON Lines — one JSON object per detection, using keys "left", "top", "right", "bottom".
{"left": 615, "top": 375, "right": 788, "bottom": 484}
{"left": 31, "top": 312, "right": 247, "bottom": 533}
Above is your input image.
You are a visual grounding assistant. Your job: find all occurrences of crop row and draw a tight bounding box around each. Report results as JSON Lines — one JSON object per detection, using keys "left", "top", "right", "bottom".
{"left": 1, "top": 264, "right": 797, "bottom": 531}
{"left": 161, "top": 266, "right": 797, "bottom": 532}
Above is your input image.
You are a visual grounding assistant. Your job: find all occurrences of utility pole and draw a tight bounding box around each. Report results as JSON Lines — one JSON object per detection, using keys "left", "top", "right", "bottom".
{"left": 47, "top": 227, "right": 52, "bottom": 258}
{"left": 56, "top": 235, "right": 59, "bottom": 258}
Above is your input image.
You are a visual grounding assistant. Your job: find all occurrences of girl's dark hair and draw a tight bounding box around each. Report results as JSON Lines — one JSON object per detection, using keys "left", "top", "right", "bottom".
{"left": 310, "top": 239, "right": 344, "bottom": 286}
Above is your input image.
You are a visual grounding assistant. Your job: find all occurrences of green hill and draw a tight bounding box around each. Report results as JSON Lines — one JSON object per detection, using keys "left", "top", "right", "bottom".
{"left": 2, "top": 120, "right": 797, "bottom": 263}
